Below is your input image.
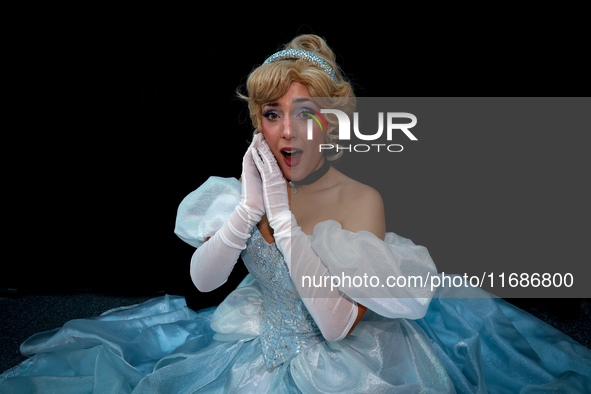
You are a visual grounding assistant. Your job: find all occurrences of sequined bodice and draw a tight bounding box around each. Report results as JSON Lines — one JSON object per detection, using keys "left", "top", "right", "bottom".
{"left": 241, "top": 227, "right": 321, "bottom": 370}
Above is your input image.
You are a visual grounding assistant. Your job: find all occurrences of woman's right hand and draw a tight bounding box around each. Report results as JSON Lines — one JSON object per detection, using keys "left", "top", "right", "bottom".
{"left": 189, "top": 134, "right": 266, "bottom": 292}
{"left": 238, "top": 133, "right": 266, "bottom": 224}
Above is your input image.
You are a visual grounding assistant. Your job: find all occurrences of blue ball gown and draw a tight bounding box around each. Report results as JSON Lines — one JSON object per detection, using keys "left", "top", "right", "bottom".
{"left": 1, "top": 177, "right": 590, "bottom": 393}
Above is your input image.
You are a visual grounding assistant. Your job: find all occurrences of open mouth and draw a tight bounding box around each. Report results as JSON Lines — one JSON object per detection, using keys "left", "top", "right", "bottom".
{"left": 280, "top": 148, "right": 303, "bottom": 167}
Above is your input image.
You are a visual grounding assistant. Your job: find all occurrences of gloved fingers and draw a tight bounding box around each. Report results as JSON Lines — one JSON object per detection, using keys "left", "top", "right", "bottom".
{"left": 253, "top": 140, "right": 282, "bottom": 177}
{"left": 251, "top": 143, "right": 267, "bottom": 174}
{"left": 249, "top": 132, "right": 265, "bottom": 149}
{"left": 242, "top": 133, "right": 264, "bottom": 171}
{"left": 239, "top": 135, "right": 266, "bottom": 218}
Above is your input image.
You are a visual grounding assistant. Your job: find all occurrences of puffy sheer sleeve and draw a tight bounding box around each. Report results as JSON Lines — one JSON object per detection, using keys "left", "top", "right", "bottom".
{"left": 309, "top": 220, "right": 438, "bottom": 320}
{"left": 174, "top": 176, "right": 241, "bottom": 248}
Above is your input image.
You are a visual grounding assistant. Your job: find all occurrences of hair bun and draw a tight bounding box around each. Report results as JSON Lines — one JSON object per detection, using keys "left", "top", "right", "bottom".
{"left": 284, "top": 34, "right": 336, "bottom": 63}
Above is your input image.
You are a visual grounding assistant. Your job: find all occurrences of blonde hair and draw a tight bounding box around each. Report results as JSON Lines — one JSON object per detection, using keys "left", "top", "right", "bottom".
{"left": 238, "top": 34, "right": 355, "bottom": 161}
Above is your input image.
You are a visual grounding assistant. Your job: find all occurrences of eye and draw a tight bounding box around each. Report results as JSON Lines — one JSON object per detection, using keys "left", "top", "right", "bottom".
{"left": 262, "top": 110, "right": 280, "bottom": 121}
{"left": 297, "top": 107, "right": 315, "bottom": 119}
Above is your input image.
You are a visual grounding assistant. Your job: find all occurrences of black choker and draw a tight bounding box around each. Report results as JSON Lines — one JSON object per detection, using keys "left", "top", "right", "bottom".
{"left": 288, "top": 160, "right": 331, "bottom": 194}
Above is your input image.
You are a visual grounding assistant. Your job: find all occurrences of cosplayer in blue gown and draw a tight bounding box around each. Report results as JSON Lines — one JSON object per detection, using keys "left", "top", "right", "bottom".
{"left": 1, "top": 177, "right": 590, "bottom": 393}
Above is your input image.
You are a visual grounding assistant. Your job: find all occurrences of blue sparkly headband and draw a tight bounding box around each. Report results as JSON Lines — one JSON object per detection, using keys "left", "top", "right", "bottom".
{"left": 262, "top": 49, "right": 338, "bottom": 83}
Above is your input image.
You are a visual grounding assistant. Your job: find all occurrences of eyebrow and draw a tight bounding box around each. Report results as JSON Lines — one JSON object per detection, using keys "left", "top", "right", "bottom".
{"left": 293, "top": 98, "right": 314, "bottom": 104}
{"left": 262, "top": 98, "right": 314, "bottom": 108}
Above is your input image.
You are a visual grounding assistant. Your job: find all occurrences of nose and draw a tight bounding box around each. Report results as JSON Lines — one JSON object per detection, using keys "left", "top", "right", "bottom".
{"left": 282, "top": 115, "right": 293, "bottom": 140}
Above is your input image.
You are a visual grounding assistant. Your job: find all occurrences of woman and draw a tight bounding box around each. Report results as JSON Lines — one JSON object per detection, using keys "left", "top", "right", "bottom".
{"left": 2, "top": 34, "right": 590, "bottom": 393}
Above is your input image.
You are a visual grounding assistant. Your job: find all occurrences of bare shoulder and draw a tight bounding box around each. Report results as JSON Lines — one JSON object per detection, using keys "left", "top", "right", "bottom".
{"left": 334, "top": 172, "right": 386, "bottom": 239}
{"left": 339, "top": 177, "right": 383, "bottom": 211}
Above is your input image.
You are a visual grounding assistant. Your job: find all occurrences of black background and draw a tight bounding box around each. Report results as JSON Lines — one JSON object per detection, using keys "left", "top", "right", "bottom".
{"left": 5, "top": 14, "right": 588, "bottom": 312}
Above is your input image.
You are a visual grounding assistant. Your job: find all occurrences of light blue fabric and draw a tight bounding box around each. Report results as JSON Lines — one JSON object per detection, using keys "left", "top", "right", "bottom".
{"left": 2, "top": 177, "right": 590, "bottom": 393}
{"left": 174, "top": 176, "right": 242, "bottom": 249}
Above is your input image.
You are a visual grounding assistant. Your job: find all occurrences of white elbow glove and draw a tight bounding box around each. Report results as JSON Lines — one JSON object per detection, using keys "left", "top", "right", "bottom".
{"left": 253, "top": 140, "right": 358, "bottom": 341}
{"left": 190, "top": 134, "right": 265, "bottom": 292}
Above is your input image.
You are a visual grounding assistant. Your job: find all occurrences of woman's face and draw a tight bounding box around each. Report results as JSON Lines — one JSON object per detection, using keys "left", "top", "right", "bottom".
{"left": 260, "top": 82, "right": 326, "bottom": 182}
